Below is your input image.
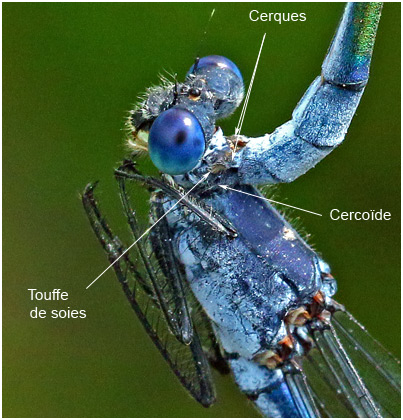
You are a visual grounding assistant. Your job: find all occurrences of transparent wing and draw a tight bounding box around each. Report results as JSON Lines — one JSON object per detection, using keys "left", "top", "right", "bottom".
{"left": 331, "top": 310, "right": 400, "bottom": 417}
{"left": 282, "top": 362, "right": 321, "bottom": 418}
{"left": 82, "top": 182, "right": 216, "bottom": 407}
{"left": 117, "top": 173, "right": 194, "bottom": 345}
{"left": 300, "top": 308, "right": 400, "bottom": 418}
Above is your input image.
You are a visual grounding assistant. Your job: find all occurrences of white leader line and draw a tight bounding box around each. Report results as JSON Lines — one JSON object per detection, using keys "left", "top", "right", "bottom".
{"left": 234, "top": 33, "right": 266, "bottom": 146}
{"left": 220, "top": 185, "right": 322, "bottom": 217}
{"left": 86, "top": 172, "right": 211, "bottom": 289}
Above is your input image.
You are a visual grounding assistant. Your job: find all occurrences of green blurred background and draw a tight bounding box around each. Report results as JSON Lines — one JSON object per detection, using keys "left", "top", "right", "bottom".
{"left": 3, "top": 3, "right": 400, "bottom": 417}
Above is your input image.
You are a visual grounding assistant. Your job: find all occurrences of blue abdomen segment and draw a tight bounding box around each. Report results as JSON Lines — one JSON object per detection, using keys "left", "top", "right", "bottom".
{"left": 230, "top": 357, "right": 313, "bottom": 418}
{"left": 322, "top": 3, "right": 382, "bottom": 87}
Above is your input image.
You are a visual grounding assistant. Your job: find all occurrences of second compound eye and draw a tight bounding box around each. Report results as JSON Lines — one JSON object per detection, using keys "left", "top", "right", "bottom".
{"left": 188, "top": 55, "right": 243, "bottom": 83}
{"left": 148, "top": 108, "right": 205, "bottom": 175}
{"left": 186, "top": 55, "right": 244, "bottom": 119}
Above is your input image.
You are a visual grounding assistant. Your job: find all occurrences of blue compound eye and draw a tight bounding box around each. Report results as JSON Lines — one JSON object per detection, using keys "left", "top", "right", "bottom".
{"left": 148, "top": 108, "right": 205, "bottom": 175}
{"left": 188, "top": 55, "right": 243, "bottom": 82}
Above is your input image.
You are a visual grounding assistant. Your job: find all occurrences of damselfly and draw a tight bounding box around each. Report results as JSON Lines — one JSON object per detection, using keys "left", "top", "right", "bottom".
{"left": 83, "top": 3, "right": 400, "bottom": 417}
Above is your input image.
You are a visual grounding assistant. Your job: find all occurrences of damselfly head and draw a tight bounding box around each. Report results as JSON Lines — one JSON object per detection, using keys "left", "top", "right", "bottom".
{"left": 128, "top": 55, "right": 244, "bottom": 175}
